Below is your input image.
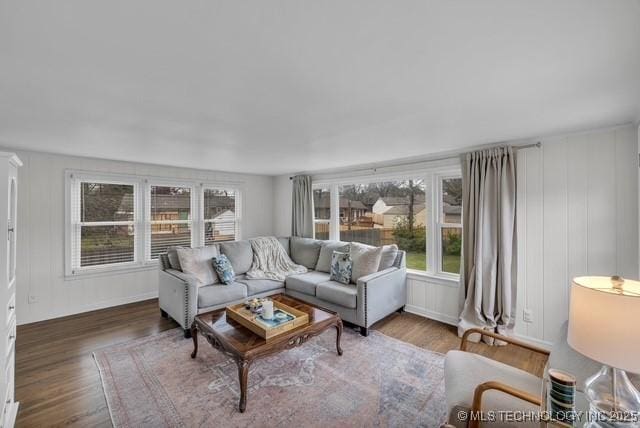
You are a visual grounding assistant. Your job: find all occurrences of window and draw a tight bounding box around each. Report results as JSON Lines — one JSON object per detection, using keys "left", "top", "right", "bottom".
{"left": 69, "top": 179, "right": 138, "bottom": 272}
{"left": 148, "top": 185, "right": 193, "bottom": 260}
{"left": 67, "top": 172, "right": 243, "bottom": 276}
{"left": 438, "top": 177, "right": 462, "bottom": 275}
{"left": 313, "top": 187, "right": 331, "bottom": 240}
{"left": 203, "top": 188, "right": 238, "bottom": 244}
{"left": 337, "top": 179, "right": 427, "bottom": 271}
{"left": 312, "top": 170, "right": 462, "bottom": 279}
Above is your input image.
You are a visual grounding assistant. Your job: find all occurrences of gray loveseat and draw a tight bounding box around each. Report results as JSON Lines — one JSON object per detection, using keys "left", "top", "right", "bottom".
{"left": 158, "top": 236, "right": 407, "bottom": 338}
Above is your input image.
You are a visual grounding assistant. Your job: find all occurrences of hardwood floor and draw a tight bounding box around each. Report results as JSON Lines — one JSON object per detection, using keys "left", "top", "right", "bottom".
{"left": 15, "top": 299, "right": 547, "bottom": 427}
{"left": 374, "top": 311, "right": 548, "bottom": 376}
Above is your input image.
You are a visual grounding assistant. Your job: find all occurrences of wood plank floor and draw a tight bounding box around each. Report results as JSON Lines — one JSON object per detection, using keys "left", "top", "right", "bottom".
{"left": 15, "top": 299, "right": 547, "bottom": 427}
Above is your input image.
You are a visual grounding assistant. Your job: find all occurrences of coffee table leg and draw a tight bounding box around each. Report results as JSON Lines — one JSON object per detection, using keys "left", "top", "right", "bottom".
{"left": 335, "top": 319, "right": 343, "bottom": 356}
{"left": 190, "top": 324, "right": 198, "bottom": 359}
{"left": 236, "top": 359, "right": 250, "bottom": 413}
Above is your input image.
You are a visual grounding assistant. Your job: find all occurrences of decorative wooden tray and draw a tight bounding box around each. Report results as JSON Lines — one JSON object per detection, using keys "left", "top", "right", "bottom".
{"left": 225, "top": 300, "right": 309, "bottom": 340}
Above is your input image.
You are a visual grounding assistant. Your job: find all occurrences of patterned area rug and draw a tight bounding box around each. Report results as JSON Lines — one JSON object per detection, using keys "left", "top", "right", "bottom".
{"left": 94, "top": 328, "right": 447, "bottom": 428}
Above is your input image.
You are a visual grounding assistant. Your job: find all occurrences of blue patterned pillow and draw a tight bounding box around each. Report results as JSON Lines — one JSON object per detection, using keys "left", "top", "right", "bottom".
{"left": 330, "top": 251, "right": 352, "bottom": 285}
{"left": 212, "top": 254, "right": 235, "bottom": 285}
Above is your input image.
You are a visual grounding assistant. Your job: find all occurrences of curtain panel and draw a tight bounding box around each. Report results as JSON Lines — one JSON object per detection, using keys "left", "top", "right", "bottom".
{"left": 291, "top": 175, "right": 314, "bottom": 238}
{"left": 458, "top": 146, "right": 517, "bottom": 344}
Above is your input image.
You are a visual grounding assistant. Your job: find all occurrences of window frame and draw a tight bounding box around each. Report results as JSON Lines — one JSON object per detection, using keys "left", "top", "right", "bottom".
{"left": 145, "top": 180, "right": 196, "bottom": 262}
{"left": 65, "top": 170, "right": 244, "bottom": 278}
{"left": 433, "top": 174, "right": 463, "bottom": 279}
{"left": 311, "top": 186, "right": 332, "bottom": 240}
{"left": 311, "top": 166, "right": 462, "bottom": 283}
{"left": 200, "top": 185, "right": 242, "bottom": 246}
{"left": 65, "top": 171, "right": 143, "bottom": 277}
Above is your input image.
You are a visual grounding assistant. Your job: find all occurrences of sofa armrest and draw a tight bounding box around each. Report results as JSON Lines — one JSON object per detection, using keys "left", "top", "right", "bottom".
{"left": 356, "top": 267, "right": 407, "bottom": 328}
{"left": 158, "top": 269, "right": 199, "bottom": 330}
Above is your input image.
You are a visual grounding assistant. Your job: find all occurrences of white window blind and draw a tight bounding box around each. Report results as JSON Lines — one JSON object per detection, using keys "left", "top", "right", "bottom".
{"left": 147, "top": 185, "right": 193, "bottom": 260}
{"left": 70, "top": 179, "right": 138, "bottom": 272}
{"left": 203, "top": 188, "right": 238, "bottom": 245}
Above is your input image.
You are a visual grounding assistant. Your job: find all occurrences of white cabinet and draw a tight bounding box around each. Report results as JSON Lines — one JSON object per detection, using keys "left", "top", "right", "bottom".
{"left": 0, "top": 153, "right": 21, "bottom": 428}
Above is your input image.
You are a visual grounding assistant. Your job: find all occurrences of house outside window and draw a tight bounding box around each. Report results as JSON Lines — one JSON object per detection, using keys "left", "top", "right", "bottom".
{"left": 203, "top": 188, "right": 238, "bottom": 245}
{"left": 339, "top": 180, "right": 427, "bottom": 271}
{"left": 313, "top": 188, "right": 331, "bottom": 240}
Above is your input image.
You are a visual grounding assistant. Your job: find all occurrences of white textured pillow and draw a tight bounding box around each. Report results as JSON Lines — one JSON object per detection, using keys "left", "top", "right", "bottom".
{"left": 177, "top": 246, "right": 219, "bottom": 286}
{"left": 378, "top": 244, "right": 399, "bottom": 271}
{"left": 315, "top": 241, "right": 349, "bottom": 273}
{"left": 349, "top": 242, "right": 383, "bottom": 284}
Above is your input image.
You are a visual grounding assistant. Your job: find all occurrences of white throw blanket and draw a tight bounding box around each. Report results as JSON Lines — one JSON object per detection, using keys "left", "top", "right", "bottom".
{"left": 245, "top": 237, "right": 307, "bottom": 281}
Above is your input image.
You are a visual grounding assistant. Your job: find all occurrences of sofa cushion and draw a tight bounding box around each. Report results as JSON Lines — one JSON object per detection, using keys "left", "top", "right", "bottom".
{"left": 315, "top": 241, "right": 349, "bottom": 272}
{"left": 197, "top": 282, "right": 247, "bottom": 308}
{"left": 176, "top": 246, "right": 219, "bottom": 286}
{"left": 290, "top": 237, "right": 322, "bottom": 269}
{"left": 285, "top": 271, "right": 331, "bottom": 296}
{"left": 378, "top": 244, "right": 399, "bottom": 271}
{"left": 166, "top": 246, "right": 183, "bottom": 271}
{"left": 277, "top": 237, "right": 291, "bottom": 256}
{"left": 235, "top": 278, "right": 283, "bottom": 295}
{"left": 219, "top": 240, "right": 254, "bottom": 275}
{"left": 316, "top": 280, "right": 357, "bottom": 309}
{"left": 349, "top": 242, "right": 383, "bottom": 284}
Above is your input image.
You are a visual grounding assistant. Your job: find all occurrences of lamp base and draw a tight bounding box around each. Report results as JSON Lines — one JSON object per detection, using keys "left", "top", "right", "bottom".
{"left": 585, "top": 366, "right": 640, "bottom": 427}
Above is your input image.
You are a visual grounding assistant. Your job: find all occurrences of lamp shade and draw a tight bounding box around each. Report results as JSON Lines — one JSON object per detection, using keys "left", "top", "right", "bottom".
{"left": 568, "top": 276, "right": 640, "bottom": 374}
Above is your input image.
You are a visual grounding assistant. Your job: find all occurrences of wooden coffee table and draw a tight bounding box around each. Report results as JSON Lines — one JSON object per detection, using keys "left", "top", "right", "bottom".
{"left": 190, "top": 294, "right": 343, "bottom": 413}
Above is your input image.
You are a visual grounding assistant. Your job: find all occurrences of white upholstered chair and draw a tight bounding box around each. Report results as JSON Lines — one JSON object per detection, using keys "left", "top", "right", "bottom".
{"left": 444, "top": 323, "right": 640, "bottom": 428}
{"left": 444, "top": 328, "right": 549, "bottom": 428}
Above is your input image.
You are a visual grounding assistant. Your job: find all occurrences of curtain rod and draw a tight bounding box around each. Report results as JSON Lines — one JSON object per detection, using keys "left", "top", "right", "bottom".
{"left": 289, "top": 141, "right": 541, "bottom": 179}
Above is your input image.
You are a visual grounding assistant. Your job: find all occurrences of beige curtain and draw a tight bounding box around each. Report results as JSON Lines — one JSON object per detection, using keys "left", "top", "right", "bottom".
{"left": 291, "top": 175, "right": 314, "bottom": 238}
{"left": 458, "top": 146, "right": 517, "bottom": 344}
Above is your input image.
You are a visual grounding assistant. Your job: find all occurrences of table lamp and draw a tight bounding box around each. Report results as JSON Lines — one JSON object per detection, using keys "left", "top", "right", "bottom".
{"left": 567, "top": 276, "right": 640, "bottom": 423}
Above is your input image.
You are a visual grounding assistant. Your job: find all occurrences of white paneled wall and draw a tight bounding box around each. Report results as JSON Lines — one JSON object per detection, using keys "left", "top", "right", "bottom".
{"left": 11, "top": 149, "right": 275, "bottom": 325}
{"left": 515, "top": 126, "right": 638, "bottom": 344}
{"left": 406, "top": 274, "right": 459, "bottom": 325}
{"left": 406, "top": 125, "right": 638, "bottom": 346}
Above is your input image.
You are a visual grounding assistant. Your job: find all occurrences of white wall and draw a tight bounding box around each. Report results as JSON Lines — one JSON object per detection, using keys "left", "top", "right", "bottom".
{"left": 272, "top": 124, "right": 639, "bottom": 346}
{"left": 11, "top": 149, "right": 275, "bottom": 325}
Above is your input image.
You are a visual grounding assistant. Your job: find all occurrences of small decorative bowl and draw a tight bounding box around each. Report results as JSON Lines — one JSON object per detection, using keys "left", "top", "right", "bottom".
{"left": 245, "top": 299, "right": 263, "bottom": 314}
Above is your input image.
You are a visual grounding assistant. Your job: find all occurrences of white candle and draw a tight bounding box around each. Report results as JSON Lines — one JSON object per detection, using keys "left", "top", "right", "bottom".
{"left": 262, "top": 300, "right": 274, "bottom": 320}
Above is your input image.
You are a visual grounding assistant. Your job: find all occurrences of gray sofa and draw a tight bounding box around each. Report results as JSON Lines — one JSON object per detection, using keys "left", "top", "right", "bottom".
{"left": 158, "top": 236, "right": 407, "bottom": 338}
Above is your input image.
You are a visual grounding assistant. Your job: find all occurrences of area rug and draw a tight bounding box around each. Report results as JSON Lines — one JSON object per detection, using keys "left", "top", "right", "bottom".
{"left": 94, "top": 328, "right": 447, "bottom": 428}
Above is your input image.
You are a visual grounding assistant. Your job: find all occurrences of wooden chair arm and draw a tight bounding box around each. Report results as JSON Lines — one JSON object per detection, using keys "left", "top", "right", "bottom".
{"left": 468, "top": 381, "right": 542, "bottom": 428}
{"left": 460, "top": 328, "right": 550, "bottom": 356}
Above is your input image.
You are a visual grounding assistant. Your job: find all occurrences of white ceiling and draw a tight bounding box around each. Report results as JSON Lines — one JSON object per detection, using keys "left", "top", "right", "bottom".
{"left": 1, "top": 1, "right": 639, "bottom": 175}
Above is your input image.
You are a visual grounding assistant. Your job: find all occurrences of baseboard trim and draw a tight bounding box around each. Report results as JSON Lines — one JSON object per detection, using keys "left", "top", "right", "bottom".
{"left": 405, "top": 305, "right": 553, "bottom": 350}
{"left": 405, "top": 305, "right": 458, "bottom": 326}
{"left": 514, "top": 333, "right": 553, "bottom": 350}
{"left": 18, "top": 291, "right": 159, "bottom": 326}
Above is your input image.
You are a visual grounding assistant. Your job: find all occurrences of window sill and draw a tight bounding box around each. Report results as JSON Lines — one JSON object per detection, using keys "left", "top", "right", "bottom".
{"left": 65, "top": 261, "right": 158, "bottom": 281}
{"left": 406, "top": 269, "right": 460, "bottom": 287}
